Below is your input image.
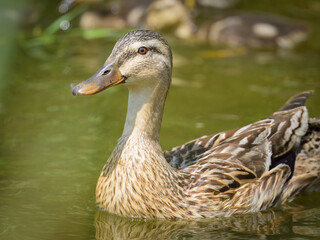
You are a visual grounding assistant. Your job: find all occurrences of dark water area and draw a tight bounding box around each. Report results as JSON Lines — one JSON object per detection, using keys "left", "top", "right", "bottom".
{"left": 0, "top": 0, "right": 320, "bottom": 239}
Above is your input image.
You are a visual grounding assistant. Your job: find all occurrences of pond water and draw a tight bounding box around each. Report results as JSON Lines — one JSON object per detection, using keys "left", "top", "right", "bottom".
{"left": 0, "top": 0, "right": 320, "bottom": 239}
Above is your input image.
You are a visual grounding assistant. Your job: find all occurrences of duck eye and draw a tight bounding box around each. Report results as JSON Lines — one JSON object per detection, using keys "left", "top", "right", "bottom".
{"left": 138, "top": 47, "right": 148, "bottom": 55}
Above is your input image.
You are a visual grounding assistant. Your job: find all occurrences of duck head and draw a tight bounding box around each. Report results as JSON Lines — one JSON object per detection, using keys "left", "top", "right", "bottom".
{"left": 72, "top": 30, "right": 172, "bottom": 96}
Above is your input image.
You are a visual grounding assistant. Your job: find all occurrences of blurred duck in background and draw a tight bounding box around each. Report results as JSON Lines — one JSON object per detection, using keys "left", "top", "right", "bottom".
{"left": 145, "top": 0, "right": 196, "bottom": 38}
{"left": 79, "top": 10, "right": 127, "bottom": 30}
{"left": 79, "top": 0, "right": 195, "bottom": 39}
{"left": 184, "top": 0, "right": 239, "bottom": 9}
{"left": 79, "top": 0, "right": 152, "bottom": 30}
{"left": 74, "top": 0, "right": 308, "bottom": 49}
{"left": 197, "top": 12, "right": 308, "bottom": 49}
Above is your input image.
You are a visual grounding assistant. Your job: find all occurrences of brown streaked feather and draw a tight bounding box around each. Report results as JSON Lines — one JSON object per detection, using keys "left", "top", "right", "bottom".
{"left": 268, "top": 107, "right": 308, "bottom": 158}
{"left": 278, "top": 90, "right": 313, "bottom": 112}
{"left": 220, "top": 164, "right": 292, "bottom": 216}
{"left": 292, "top": 118, "right": 320, "bottom": 194}
{"left": 183, "top": 159, "right": 257, "bottom": 193}
{"left": 280, "top": 174, "right": 319, "bottom": 203}
{"left": 295, "top": 131, "right": 320, "bottom": 176}
{"left": 164, "top": 130, "right": 236, "bottom": 169}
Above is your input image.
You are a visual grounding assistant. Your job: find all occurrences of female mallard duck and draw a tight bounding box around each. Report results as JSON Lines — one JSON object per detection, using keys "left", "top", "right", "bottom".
{"left": 72, "top": 30, "right": 320, "bottom": 219}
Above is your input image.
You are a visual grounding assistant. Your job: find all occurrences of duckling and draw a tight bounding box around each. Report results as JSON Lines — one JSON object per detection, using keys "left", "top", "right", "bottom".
{"left": 197, "top": 12, "right": 308, "bottom": 49}
{"left": 72, "top": 30, "right": 320, "bottom": 219}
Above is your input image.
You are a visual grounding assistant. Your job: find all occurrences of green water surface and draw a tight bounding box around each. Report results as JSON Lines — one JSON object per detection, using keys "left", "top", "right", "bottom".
{"left": 0, "top": 0, "right": 320, "bottom": 239}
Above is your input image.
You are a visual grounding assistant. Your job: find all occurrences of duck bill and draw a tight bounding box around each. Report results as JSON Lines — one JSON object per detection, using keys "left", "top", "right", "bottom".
{"left": 72, "top": 58, "right": 125, "bottom": 96}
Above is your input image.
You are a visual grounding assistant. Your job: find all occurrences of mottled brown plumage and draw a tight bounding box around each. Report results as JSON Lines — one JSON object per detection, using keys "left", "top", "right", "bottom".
{"left": 72, "top": 30, "right": 320, "bottom": 219}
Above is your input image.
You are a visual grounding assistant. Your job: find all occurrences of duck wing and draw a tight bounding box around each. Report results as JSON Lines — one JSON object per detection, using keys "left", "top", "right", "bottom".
{"left": 164, "top": 130, "right": 237, "bottom": 169}
{"left": 190, "top": 91, "right": 312, "bottom": 177}
{"left": 169, "top": 91, "right": 319, "bottom": 215}
{"left": 165, "top": 91, "right": 312, "bottom": 175}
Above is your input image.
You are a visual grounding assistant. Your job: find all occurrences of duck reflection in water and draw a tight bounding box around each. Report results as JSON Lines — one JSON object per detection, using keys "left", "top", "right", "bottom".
{"left": 94, "top": 204, "right": 320, "bottom": 239}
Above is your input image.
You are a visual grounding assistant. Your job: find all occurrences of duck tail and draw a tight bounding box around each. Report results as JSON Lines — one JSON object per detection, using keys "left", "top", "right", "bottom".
{"left": 278, "top": 90, "right": 313, "bottom": 112}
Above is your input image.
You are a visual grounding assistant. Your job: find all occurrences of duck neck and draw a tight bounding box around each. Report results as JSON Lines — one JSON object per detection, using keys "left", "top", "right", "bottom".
{"left": 122, "top": 80, "right": 169, "bottom": 142}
